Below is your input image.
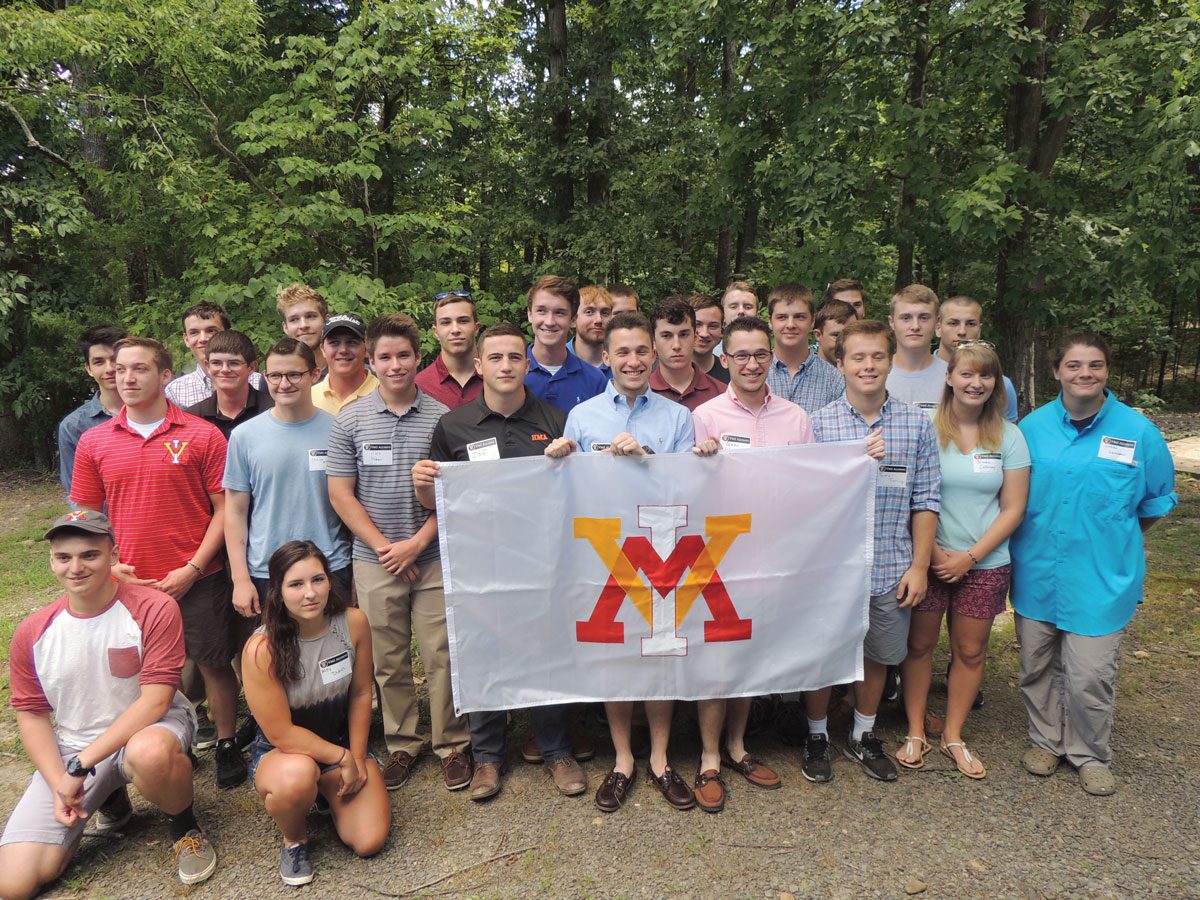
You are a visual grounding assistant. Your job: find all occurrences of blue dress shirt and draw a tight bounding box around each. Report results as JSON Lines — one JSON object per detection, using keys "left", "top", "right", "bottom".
{"left": 564, "top": 382, "right": 695, "bottom": 454}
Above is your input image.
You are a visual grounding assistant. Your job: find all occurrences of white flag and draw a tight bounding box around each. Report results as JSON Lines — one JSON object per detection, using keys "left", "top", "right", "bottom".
{"left": 436, "top": 442, "right": 874, "bottom": 713}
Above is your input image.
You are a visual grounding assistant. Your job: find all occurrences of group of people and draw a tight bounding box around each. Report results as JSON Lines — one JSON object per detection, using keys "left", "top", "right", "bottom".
{"left": 0, "top": 275, "right": 1178, "bottom": 897}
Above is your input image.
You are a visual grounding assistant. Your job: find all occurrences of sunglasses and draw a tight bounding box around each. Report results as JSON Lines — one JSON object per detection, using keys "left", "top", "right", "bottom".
{"left": 955, "top": 339, "right": 996, "bottom": 350}
{"left": 435, "top": 290, "right": 473, "bottom": 301}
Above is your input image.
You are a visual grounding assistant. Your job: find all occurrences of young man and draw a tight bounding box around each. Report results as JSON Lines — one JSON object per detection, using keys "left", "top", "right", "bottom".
{"left": 312, "top": 313, "right": 379, "bottom": 415}
{"left": 689, "top": 294, "right": 730, "bottom": 383}
{"left": 648, "top": 299, "right": 723, "bottom": 411}
{"left": 813, "top": 299, "right": 857, "bottom": 366}
{"left": 71, "top": 337, "right": 245, "bottom": 790}
{"left": 561, "top": 312, "right": 697, "bottom": 814}
{"left": 224, "top": 338, "right": 352, "bottom": 653}
{"left": 412, "top": 323, "right": 584, "bottom": 803}
{"left": 823, "top": 278, "right": 867, "bottom": 320}
{"left": 327, "top": 315, "right": 472, "bottom": 794}
{"left": 810, "top": 320, "right": 940, "bottom": 783}
{"left": 276, "top": 283, "right": 328, "bottom": 372}
{"left": 710, "top": 280, "right": 760, "bottom": 360}
{"left": 936, "top": 295, "right": 1018, "bottom": 422}
{"left": 567, "top": 284, "right": 614, "bottom": 374}
{"left": 524, "top": 275, "right": 608, "bottom": 414}
{"left": 184, "top": 330, "right": 274, "bottom": 439}
{"left": 886, "top": 284, "right": 946, "bottom": 416}
{"left": 414, "top": 290, "right": 483, "bottom": 409}
{"left": 765, "top": 283, "right": 845, "bottom": 414}
{"left": 0, "top": 512, "right": 216, "bottom": 897}
{"left": 57, "top": 324, "right": 127, "bottom": 498}
{"left": 164, "top": 302, "right": 263, "bottom": 408}
{"left": 607, "top": 282, "right": 640, "bottom": 315}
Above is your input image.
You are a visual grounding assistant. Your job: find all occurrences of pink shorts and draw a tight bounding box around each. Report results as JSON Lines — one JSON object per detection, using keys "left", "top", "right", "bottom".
{"left": 918, "top": 564, "right": 1011, "bottom": 620}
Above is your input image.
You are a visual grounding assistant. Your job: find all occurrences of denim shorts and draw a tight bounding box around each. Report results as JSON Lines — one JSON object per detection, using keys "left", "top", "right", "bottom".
{"left": 246, "top": 735, "right": 375, "bottom": 781}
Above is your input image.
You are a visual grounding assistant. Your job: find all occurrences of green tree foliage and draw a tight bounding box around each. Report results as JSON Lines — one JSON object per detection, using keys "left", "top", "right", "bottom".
{"left": 2, "top": 0, "right": 1198, "bottom": 464}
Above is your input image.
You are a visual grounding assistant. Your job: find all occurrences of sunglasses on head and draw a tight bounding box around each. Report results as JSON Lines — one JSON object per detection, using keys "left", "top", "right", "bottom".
{"left": 435, "top": 290, "right": 473, "bottom": 301}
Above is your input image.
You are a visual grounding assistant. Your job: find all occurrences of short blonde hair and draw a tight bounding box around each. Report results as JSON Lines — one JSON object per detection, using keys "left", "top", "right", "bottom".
{"left": 276, "top": 283, "right": 328, "bottom": 319}
{"left": 889, "top": 283, "right": 939, "bottom": 317}
{"left": 579, "top": 285, "right": 614, "bottom": 310}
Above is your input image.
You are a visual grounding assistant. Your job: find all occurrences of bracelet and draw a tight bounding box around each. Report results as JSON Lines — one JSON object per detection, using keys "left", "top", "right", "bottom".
{"left": 966, "top": 550, "right": 979, "bottom": 565}
{"left": 187, "top": 560, "right": 203, "bottom": 575}
{"left": 339, "top": 748, "right": 349, "bottom": 765}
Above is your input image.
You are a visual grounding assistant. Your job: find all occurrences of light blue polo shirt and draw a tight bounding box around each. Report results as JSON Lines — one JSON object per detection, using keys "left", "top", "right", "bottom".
{"left": 564, "top": 382, "right": 695, "bottom": 454}
{"left": 935, "top": 421, "right": 1030, "bottom": 568}
{"left": 1009, "top": 392, "right": 1177, "bottom": 636}
{"left": 525, "top": 345, "right": 609, "bottom": 415}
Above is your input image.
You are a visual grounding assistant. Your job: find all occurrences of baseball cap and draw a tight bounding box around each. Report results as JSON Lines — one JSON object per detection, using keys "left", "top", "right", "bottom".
{"left": 44, "top": 510, "right": 114, "bottom": 541}
{"left": 320, "top": 313, "right": 366, "bottom": 342}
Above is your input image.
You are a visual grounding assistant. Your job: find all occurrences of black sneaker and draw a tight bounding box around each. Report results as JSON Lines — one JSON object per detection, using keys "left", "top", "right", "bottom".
{"left": 192, "top": 710, "right": 217, "bottom": 752}
{"left": 972, "top": 689, "right": 985, "bottom": 710}
{"left": 215, "top": 739, "right": 247, "bottom": 789}
{"left": 774, "top": 700, "right": 809, "bottom": 746}
{"left": 801, "top": 733, "right": 833, "bottom": 783}
{"left": 883, "top": 667, "right": 901, "bottom": 703}
{"left": 843, "top": 731, "right": 898, "bottom": 781}
{"left": 234, "top": 716, "right": 258, "bottom": 751}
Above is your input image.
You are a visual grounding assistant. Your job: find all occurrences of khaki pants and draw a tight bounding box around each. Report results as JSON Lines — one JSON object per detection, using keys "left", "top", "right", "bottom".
{"left": 1016, "top": 614, "right": 1125, "bottom": 768}
{"left": 354, "top": 559, "right": 469, "bottom": 758}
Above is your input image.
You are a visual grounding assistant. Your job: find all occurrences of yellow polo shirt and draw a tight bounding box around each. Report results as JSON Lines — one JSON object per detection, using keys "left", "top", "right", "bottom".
{"left": 311, "top": 372, "right": 380, "bottom": 415}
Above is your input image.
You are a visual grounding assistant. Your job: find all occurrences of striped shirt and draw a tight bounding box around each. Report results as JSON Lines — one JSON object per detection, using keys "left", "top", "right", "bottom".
{"left": 765, "top": 353, "right": 845, "bottom": 414}
{"left": 165, "top": 366, "right": 264, "bottom": 408}
{"left": 811, "top": 395, "right": 941, "bottom": 594}
{"left": 326, "top": 388, "right": 447, "bottom": 564}
{"left": 70, "top": 404, "right": 227, "bottom": 582}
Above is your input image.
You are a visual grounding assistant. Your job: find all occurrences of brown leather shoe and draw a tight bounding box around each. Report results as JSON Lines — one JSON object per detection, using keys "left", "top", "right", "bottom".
{"left": 570, "top": 726, "right": 597, "bottom": 762}
{"left": 694, "top": 769, "right": 726, "bottom": 814}
{"left": 382, "top": 750, "right": 417, "bottom": 791}
{"left": 594, "top": 769, "right": 633, "bottom": 813}
{"left": 520, "top": 732, "right": 542, "bottom": 763}
{"left": 647, "top": 764, "right": 695, "bottom": 810}
{"left": 441, "top": 751, "right": 473, "bottom": 791}
{"left": 720, "top": 749, "right": 782, "bottom": 789}
{"left": 469, "top": 761, "right": 505, "bottom": 801}
{"left": 544, "top": 756, "right": 587, "bottom": 796}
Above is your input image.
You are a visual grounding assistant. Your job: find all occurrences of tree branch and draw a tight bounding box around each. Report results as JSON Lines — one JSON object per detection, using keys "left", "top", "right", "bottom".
{"left": 1, "top": 101, "right": 102, "bottom": 215}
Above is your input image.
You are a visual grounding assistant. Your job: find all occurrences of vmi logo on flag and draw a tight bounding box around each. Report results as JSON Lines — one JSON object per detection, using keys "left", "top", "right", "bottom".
{"left": 574, "top": 505, "right": 752, "bottom": 657}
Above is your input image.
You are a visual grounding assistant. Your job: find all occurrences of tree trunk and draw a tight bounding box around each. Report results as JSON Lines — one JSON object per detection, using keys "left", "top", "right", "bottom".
{"left": 715, "top": 226, "right": 732, "bottom": 289}
{"left": 735, "top": 203, "right": 759, "bottom": 275}
{"left": 585, "top": 0, "right": 612, "bottom": 208}
{"left": 546, "top": 0, "right": 573, "bottom": 230}
{"left": 894, "top": 3, "right": 930, "bottom": 291}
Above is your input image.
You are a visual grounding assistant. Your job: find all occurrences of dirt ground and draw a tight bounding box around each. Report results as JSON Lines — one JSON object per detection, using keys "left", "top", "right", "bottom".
{"left": 1, "top": 476, "right": 1198, "bottom": 899}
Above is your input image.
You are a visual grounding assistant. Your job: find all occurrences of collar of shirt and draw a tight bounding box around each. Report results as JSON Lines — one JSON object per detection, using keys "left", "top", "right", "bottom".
{"left": 431, "top": 353, "right": 480, "bottom": 387}
{"left": 1052, "top": 389, "right": 1115, "bottom": 433}
{"left": 527, "top": 345, "right": 584, "bottom": 377}
{"left": 769, "top": 354, "right": 814, "bottom": 379}
{"left": 84, "top": 393, "right": 113, "bottom": 419}
{"left": 649, "top": 365, "right": 699, "bottom": 397}
{"left": 722, "top": 382, "right": 777, "bottom": 417}
{"left": 320, "top": 370, "right": 377, "bottom": 401}
{"left": 604, "top": 379, "right": 650, "bottom": 412}
{"left": 367, "top": 386, "right": 427, "bottom": 419}
{"left": 114, "top": 401, "right": 189, "bottom": 439}
{"left": 833, "top": 392, "right": 898, "bottom": 426}
{"left": 470, "top": 389, "right": 541, "bottom": 425}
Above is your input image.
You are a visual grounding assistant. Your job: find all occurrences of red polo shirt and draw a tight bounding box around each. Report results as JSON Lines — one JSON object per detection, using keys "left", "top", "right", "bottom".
{"left": 649, "top": 364, "right": 724, "bottom": 412}
{"left": 414, "top": 354, "right": 484, "bottom": 410}
{"left": 71, "top": 403, "right": 227, "bottom": 582}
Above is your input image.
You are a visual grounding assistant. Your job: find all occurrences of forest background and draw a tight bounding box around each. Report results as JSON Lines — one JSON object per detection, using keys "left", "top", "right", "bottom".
{"left": 2, "top": 0, "right": 1199, "bottom": 468}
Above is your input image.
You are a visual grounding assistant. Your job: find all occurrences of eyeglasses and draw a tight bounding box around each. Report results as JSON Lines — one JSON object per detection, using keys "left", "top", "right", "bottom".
{"left": 955, "top": 339, "right": 996, "bottom": 350}
{"left": 264, "top": 371, "right": 312, "bottom": 385}
{"left": 727, "top": 350, "right": 773, "bottom": 366}
{"left": 207, "top": 359, "right": 247, "bottom": 371}
{"left": 435, "top": 290, "right": 473, "bottom": 301}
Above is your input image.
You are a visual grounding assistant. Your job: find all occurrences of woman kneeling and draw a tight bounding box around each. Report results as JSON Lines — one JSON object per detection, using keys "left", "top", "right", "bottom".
{"left": 244, "top": 540, "right": 391, "bottom": 885}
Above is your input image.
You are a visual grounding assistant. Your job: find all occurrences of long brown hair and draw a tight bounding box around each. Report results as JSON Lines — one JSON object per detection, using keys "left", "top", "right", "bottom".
{"left": 260, "top": 541, "right": 349, "bottom": 683}
{"left": 934, "top": 345, "right": 1007, "bottom": 451}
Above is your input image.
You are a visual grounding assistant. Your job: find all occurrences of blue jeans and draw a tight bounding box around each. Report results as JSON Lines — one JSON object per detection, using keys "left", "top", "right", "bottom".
{"left": 470, "top": 706, "right": 571, "bottom": 765}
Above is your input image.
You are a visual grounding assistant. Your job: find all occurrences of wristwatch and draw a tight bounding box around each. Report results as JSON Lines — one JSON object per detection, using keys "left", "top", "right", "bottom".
{"left": 65, "top": 755, "right": 95, "bottom": 778}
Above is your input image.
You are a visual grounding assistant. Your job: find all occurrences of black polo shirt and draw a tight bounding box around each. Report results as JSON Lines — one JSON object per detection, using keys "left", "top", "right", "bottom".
{"left": 186, "top": 386, "right": 275, "bottom": 440}
{"left": 430, "top": 390, "right": 566, "bottom": 462}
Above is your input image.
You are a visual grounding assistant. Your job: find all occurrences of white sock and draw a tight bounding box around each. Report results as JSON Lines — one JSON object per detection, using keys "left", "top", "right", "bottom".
{"left": 851, "top": 711, "right": 876, "bottom": 743}
{"left": 807, "top": 717, "right": 828, "bottom": 739}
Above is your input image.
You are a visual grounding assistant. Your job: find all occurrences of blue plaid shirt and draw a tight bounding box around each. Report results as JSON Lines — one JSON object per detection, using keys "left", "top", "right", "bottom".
{"left": 765, "top": 354, "right": 845, "bottom": 414}
{"left": 812, "top": 395, "right": 941, "bottom": 594}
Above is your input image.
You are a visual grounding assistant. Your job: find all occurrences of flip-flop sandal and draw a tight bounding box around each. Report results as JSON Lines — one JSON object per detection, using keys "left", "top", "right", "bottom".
{"left": 896, "top": 735, "right": 931, "bottom": 769}
{"left": 940, "top": 741, "right": 987, "bottom": 779}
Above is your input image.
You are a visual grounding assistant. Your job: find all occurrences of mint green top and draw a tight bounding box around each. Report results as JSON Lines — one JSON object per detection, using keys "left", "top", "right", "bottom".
{"left": 935, "top": 420, "right": 1030, "bottom": 568}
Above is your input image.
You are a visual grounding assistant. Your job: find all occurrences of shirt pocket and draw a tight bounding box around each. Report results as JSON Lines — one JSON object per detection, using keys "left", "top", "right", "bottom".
{"left": 1084, "top": 460, "right": 1140, "bottom": 525}
{"left": 108, "top": 646, "right": 143, "bottom": 679}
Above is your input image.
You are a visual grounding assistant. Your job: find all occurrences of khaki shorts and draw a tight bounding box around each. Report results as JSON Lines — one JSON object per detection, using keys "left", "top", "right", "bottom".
{"left": 0, "top": 700, "right": 195, "bottom": 848}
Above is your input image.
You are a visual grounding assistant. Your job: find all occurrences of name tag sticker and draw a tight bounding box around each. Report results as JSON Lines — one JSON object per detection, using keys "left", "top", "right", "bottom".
{"left": 972, "top": 452, "right": 1002, "bottom": 474}
{"left": 318, "top": 651, "right": 352, "bottom": 685}
{"left": 467, "top": 437, "right": 501, "bottom": 462}
{"left": 308, "top": 448, "right": 329, "bottom": 472}
{"left": 720, "top": 434, "right": 752, "bottom": 451}
{"left": 1098, "top": 436, "right": 1136, "bottom": 465}
{"left": 362, "top": 443, "right": 393, "bottom": 466}
{"left": 590, "top": 442, "right": 613, "bottom": 453}
{"left": 878, "top": 464, "right": 910, "bottom": 489}
{"left": 917, "top": 402, "right": 938, "bottom": 420}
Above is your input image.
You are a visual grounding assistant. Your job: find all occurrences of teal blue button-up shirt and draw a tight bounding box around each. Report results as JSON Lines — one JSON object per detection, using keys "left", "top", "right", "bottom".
{"left": 1010, "top": 391, "right": 1177, "bottom": 636}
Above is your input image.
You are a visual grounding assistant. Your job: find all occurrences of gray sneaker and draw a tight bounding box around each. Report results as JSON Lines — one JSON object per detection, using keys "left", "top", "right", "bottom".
{"left": 279, "top": 841, "right": 315, "bottom": 886}
{"left": 843, "top": 731, "right": 898, "bottom": 782}
{"left": 92, "top": 786, "right": 132, "bottom": 833}
{"left": 174, "top": 829, "right": 217, "bottom": 885}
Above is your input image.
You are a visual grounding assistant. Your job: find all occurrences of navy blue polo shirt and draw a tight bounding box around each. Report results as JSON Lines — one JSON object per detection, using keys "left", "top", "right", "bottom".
{"left": 524, "top": 345, "right": 608, "bottom": 415}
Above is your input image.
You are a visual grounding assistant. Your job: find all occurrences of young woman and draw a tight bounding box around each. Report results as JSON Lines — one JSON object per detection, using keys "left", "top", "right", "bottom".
{"left": 897, "top": 342, "right": 1030, "bottom": 778}
{"left": 1009, "top": 334, "right": 1176, "bottom": 796}
{"left": 243, "top": 541, "right": 390, "bottom": 886}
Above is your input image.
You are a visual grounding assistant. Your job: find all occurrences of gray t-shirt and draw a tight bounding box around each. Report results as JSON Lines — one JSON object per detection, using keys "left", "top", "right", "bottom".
{"left": 223, "top": 410, "right": 352, "bottom": 578}
{"left": 886, "top": 355, "right": 948, "bottom": 416}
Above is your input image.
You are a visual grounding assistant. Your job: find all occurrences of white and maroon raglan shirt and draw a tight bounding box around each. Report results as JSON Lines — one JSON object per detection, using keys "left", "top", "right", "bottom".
{"left": 9, "top": 582, "right": 191, "bottom": 752}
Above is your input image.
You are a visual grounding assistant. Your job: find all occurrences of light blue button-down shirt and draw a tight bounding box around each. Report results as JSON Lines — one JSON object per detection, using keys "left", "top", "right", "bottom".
{"left": 564, "top": 381, "right": 695, "bottom": 454}
{"left": 57, "top": 394, "right": 114, "bottom": 496}
{"left": 1010, "top": 391, "right": 1177, "bottom": 636}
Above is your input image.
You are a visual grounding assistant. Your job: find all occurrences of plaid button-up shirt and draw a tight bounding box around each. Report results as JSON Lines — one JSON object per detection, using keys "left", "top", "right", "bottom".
{"left": 811, "top": 395, "right": 941, "bottom": 594}
{"left": 765, "top": 353, "right": 845, "bottom": 414}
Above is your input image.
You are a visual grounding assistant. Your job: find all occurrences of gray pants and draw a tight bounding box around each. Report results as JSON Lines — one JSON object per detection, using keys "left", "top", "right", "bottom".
{"left": 1015, "top": 614, "right": 1125, "bottom": 768}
